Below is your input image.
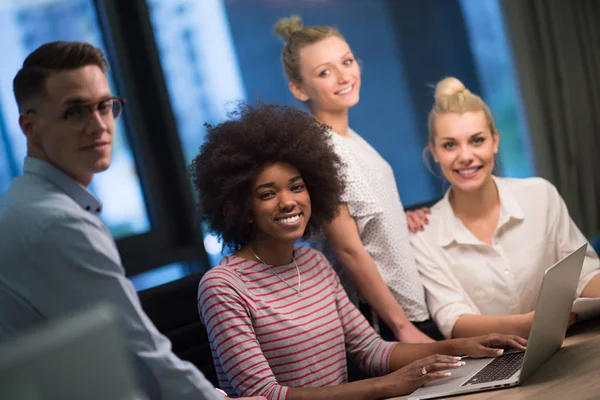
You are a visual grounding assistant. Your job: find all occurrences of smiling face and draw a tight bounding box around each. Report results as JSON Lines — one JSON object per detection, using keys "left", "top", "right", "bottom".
{"left": 430, "top": 111, "right": 499, "bottom": 193}
{"left": 19, "top": 65, "right": 115, "bottom": 187}
{"left": 289, "top": 35, "right": 361, "bottom": 113}
{"left": 250, "top": 162, "right": 312, "bottom": 247}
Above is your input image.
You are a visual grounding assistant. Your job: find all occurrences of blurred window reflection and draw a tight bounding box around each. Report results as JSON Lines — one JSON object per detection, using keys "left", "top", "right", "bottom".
{"left": 460, "top": 0, "right": 535, "bottom": 178}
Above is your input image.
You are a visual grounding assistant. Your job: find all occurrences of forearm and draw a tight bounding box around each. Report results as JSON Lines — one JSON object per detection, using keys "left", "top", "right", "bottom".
{"left": 452, "top": 314, "right": 530, "bottom": 339}
{"left": 581, "top": 274, "right": 600, "bottom": 297}
{"left": 388, "top": 341, "right": 462, "bottom": 371}
{"left": 338, "top": 248, "right": 411, "bottom": 335}
{"left": 288, "top": 376, "right": 395, "bottom": 400}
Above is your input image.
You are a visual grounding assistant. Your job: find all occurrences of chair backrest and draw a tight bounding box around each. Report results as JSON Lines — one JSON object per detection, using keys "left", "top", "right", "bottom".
{"left": 138, "top": 273, "right": 218, "bottom": 386}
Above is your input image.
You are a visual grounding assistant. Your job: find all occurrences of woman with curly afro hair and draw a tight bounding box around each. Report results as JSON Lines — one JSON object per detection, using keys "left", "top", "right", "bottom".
{"left": 190, "top": 103, "right": 344, "bottom": 252}
{"left": 193, "top": 103, "right": 526, "bottom": 400}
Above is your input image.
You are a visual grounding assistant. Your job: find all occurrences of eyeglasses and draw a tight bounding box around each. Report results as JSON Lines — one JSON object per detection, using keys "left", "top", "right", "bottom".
{"left": 27, "top": 97, "right": 125, "bottom": 125}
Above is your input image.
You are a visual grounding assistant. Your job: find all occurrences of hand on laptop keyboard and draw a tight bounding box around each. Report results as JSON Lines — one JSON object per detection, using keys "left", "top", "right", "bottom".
{"left": 457, "top": 333, "right": 528, "bottom": 359}
{"left": 380, "top": 354, "right": 466, "bottom": 396}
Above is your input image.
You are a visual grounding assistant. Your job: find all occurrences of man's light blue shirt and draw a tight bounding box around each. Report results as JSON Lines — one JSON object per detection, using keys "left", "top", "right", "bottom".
{"left": 0, "top": 157, "right": 220, "bottom": 400}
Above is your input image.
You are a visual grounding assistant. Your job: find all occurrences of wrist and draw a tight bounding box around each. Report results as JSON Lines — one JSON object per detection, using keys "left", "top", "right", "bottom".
{"left": 517, "top": 313, "right": 533, "bottom": 337}
{"left": 371, "top": 375, "right": 396, "bottom": 399}
{"left": 448, "top": 338, "right": 468, "bottom": 356}
{"left": 391, "top": 323, "right": 405, "bottom": 338}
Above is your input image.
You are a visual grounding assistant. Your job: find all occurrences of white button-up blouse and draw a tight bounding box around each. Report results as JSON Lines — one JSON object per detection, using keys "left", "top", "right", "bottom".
{"left": 410, "top": 176, "right": 600, "bottom": 338}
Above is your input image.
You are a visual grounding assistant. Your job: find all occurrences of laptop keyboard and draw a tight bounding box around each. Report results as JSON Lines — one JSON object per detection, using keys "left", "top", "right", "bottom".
{"left": 461, "top": 352, "right": 525, "bottom": 386}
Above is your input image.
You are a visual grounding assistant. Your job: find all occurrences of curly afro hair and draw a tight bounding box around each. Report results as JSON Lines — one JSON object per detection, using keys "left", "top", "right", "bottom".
{"left": 190, "top": 103, "right": 345, "bottom": 251}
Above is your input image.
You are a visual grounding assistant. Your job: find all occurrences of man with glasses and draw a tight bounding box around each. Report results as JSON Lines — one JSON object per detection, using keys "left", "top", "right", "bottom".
{"left": 0, "top": 42, "right": 264, "bottom": 400}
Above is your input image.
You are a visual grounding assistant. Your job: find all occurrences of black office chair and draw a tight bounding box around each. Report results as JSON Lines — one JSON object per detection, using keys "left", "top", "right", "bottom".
{"left": 138, "top": 274, "right": 219, "bottom": 386}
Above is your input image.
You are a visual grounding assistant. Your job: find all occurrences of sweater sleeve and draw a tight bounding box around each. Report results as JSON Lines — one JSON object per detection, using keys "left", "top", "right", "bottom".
{"left": 329, "top": 260, "right": 396, "bottom": 377}
{"left": 198, "top": 268, "right": 289, "bottom": 400}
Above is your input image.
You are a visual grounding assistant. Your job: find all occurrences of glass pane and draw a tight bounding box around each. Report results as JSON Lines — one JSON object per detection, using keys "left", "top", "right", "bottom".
{"left": 0, "top": 111, "right": 19, "bottom": 193}
{"left": 130, "top": 262, "right": 188, "bottom": 291}
{"left": 0, "top": 0, "right": 150, "bottom": 239}
{"left": 147, "top": 0, "right": 246, "bottom": 165}
{"left": 202, "top": 228, "right": 224, "bottom": 267}
{"left": 147, "top": 0, "right": 246, "bottom": 265}
{"left": 460, "top": 0, "right": 536, "bottom": 178}
{"left": 129, "top": 260, "right": 204, "bottom": 291}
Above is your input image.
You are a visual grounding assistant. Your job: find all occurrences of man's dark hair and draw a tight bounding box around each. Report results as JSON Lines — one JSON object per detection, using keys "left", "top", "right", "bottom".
{"left": 190, "top": 103, "right": 346, "bottom": 251}
{"left": 13, "top": 41, "right": 109, "bottom": 112}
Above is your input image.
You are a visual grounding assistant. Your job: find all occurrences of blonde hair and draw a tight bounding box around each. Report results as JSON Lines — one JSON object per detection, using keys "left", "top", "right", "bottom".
{"left": 427, "top": 77, "right": 497, "bottom": 144}
{"left": 273, "top": 16, "right": 346, "bottom": 83}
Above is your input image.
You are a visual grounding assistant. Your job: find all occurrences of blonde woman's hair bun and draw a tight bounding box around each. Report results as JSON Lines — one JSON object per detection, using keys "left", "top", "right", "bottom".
{"left": 274, "top": 15, "right": 304, "bottom": 42}
{"left": 434, "top": 77, "right": 468, "bottom": 102}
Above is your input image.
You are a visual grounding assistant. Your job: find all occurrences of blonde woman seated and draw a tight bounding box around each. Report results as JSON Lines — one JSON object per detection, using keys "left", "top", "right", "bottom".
{"left": 193, "top": 103, "right": 526, "bottom": 400}
{"left": 410, "top": 77, "right": 600, "bottom": 340}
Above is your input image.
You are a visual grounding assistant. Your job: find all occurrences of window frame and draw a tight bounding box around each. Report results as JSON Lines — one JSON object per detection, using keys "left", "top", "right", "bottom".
{"left": 95, "top": 0, "right": 211, "bottom": 276}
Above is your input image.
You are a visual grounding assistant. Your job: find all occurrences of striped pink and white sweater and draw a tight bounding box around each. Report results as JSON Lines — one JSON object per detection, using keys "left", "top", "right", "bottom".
{"left": 197, "top": 246, "right": 396, "bottom": 399}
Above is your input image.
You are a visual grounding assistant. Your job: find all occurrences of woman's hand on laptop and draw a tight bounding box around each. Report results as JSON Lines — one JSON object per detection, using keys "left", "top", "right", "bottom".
{"left": 381, "top": 354, "right": 466, "bottom": 396}
{"left": 457, "top": 333, "right": 528, "bottom": 358}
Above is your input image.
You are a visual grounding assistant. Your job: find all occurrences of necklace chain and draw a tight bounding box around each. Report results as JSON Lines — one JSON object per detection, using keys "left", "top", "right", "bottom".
{"left": 249, "top": 245, "right": 301, "bottom": 297}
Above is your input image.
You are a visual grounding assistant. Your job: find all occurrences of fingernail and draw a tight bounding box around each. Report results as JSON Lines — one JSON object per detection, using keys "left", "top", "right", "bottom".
{"left": 454, "top": 361, "right": 466, "bottom": 367}
{"left": 443, "top": 372, "right": 452, "bottom": 377}
{"left": 452, "top": 356, "right": 462, "bottom": 361}
{"left": 496, "top": 349, "right": 504, "bottom": 356}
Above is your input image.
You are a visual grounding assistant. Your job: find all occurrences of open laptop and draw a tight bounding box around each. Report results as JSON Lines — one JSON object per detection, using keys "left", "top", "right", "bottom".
{"left": 409, "top": 243, "right": 588, "bottom": 400}
{"left": 0, "top": 303, "right": 144, "bottom": 400}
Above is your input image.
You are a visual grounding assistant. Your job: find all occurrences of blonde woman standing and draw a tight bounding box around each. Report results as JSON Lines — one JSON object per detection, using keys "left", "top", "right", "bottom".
{"left": 273, "top": 16, "right": 441, "bottom": 342}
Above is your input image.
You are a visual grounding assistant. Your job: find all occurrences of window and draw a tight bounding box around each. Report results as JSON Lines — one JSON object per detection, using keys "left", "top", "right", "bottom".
{"left": 131, "top": 261, "right": 189, "bottom": 291}
{"left": 147, "top": 0, "right": 247, "bottom": 264}
{"left": 0, "top": 0, "right": 150, "bottom": 239}
{"left": 460, "top": 0, "right": 535, "bottom": 178}
{"left": 0, "top": 116, "right": 18, "bottom": 194}
{"left": 147, "top": 0, "right": 246, "bottom": 164}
